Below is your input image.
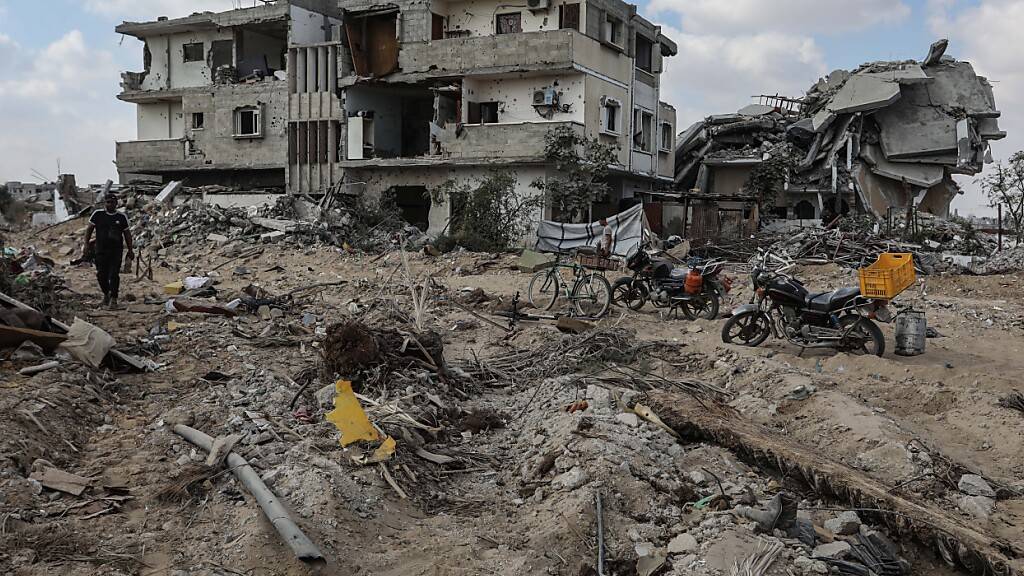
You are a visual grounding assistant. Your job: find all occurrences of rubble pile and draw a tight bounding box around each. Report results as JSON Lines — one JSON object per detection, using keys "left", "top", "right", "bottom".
{"left": 676, "top": 39, "right": 1004, "bottom": 219}
{"left": 0, "top": 248, "right": 74, "bottom": 318}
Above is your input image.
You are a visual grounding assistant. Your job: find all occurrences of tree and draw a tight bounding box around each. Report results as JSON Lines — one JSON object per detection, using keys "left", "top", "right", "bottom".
{"left": 744, "top": 145, "right": 799, "bottom": 213}
{"left": 430, "top": 170, "right": 542, "bottom": 252}
{"left": 0, "top": 184, "right": 10, "bottom": 214}
{"left": 977, "top": 151, "right": 1024, "bottom": 245}
{"left": 531, "top": 125, "right": 620, "bottom": 223}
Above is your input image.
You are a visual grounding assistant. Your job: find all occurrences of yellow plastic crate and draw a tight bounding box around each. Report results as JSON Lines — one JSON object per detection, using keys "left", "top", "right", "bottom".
{"left": 859, "top": 253, "right": 915, "bottom": 299}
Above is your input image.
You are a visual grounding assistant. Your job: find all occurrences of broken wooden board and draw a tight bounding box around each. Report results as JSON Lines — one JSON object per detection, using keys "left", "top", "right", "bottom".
{"left": 0, "top": 324, "right": 67, "bottom": 352}
{"left": 647, "top": 392, "right": 1024, "bottom": 576}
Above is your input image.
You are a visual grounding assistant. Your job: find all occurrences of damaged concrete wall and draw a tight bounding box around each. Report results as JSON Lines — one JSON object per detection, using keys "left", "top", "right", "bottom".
{"left": 438, "top": 0, "right": 579, "bottom": 36}
{"left": 345, "top": 164, "right": 548, "bottom": 238}
{"left": 167, "top": 29, "right": 234, "bottom": 89}
{"left": 290, "top": 4, "right": 337, "bottom": 44}
{"left": 137, "top": 102, "right": 175, "bottom": 140}
{"left": 658, "top": 101, "right": 675, "bottom": 179}
{"left": 462, "top": 74, "right": 585, "bottom": 125}
{"left": 185, "top": 83, "right": 288, "bottom": 168}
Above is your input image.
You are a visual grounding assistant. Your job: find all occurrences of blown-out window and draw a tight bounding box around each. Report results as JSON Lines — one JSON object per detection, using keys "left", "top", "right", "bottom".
{"left": 234, "top": 106, "right": 262, "bottom": 138}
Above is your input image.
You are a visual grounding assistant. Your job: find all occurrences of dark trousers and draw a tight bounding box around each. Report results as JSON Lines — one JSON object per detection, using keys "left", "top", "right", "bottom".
{"left": 95, "top": 249, "right": 123, "bottom": 298}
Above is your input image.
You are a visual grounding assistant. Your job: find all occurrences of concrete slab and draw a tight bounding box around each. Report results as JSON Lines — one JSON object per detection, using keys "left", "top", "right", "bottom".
{"left": 827, "top": 75, "right": 902, "bottom": 114}
{"left": 923, "top": 61, "right": 1000, "bottom": 117}
{"left": 861, "top": 144, "right": 945, "bottom": 188}
{"left": 874, "top": 99, "right": 957, "bottom": 159}
{"left": 864, "top": 64, "right": 931, "bottom": 85}
{"left": 737, "top": 104, "right": 775, "bottom": 116}
{"left": 811, "top": 108, "right": 836, "bottom": 133}
{"left": 155, "top": 181, "right": 183, "bottom": 204}
{"left": 976, "top": 117, "right": 1007, "bottom": 140}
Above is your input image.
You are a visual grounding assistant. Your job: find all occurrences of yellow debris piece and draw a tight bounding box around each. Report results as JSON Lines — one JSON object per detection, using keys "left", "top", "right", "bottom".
{"left": 325, "top": 380, "right": 381, "bottom": 447}
{"left": 164, "top": 281, "right": 184, "bottom": 295}
{"left": 355, "top": 436, "right": 397, "bottom": 465}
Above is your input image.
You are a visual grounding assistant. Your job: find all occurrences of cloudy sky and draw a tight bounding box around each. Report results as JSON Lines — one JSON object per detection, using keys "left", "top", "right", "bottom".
{"left": 0, "top": 0, "right": 1018, "bottom": 215}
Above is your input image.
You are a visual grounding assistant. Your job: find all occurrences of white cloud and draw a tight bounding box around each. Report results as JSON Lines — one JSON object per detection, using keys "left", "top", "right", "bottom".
{"left": 0, "top": 30, "right": 131, "bottom": 185}
{"left": 660, "top": 26, "right": 828, "bottom": 129}
{"left": 648, "top": 0, "right": 911, "bottom": 35}
{"left": 85, "top": 0, "right": 243, "bottom": 21}
{"left": 928, "top": 0, "right": 1024, "bottom": 216}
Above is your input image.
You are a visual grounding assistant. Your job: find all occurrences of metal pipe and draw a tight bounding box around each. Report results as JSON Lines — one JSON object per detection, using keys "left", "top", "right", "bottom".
{"left": 595, "top": 491, "right": 605, "bottom": 576}
{"left": 172, "top": 424, "right": 326, "bottom": 567}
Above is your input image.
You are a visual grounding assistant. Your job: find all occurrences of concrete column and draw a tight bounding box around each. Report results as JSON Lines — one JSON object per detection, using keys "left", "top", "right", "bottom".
{"left": 296, "top": 49, "right": 307, "bottom": 94}
{"left": 328, "top": 120, "right": 338, "bottom": 167}
{"left": 328, "top": 45, "right": 338, "bottom": 97}
{"left": 287, "top": 49, "right": 297, "bottom": 94}
{"left": 306, "top": 47, "right": 317, "bottom": 93}
{"left": 318, "top": 46, "right": 328, "bottom": 93}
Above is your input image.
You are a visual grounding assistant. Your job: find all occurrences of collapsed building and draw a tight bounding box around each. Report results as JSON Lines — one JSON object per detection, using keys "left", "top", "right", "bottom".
{"left": 673, "top": 40, "right": 1004, "bottom": 226}
{"left": 114, "top": 0, "right": 679, "bottom": 234}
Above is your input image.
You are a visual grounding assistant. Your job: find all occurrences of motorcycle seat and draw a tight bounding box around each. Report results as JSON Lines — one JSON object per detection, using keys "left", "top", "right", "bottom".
{"left": 806, "top": 287, "right": 860, "bottom": 313}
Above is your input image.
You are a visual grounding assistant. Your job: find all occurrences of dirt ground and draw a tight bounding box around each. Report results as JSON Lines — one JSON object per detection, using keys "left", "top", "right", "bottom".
{"left": 1, "top": 217, "right": 1022, "bottom": 576}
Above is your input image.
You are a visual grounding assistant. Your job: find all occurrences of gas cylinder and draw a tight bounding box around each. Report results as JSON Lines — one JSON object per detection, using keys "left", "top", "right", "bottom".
{"left": 684, "top": 270, "right": 703, "bottom": 295}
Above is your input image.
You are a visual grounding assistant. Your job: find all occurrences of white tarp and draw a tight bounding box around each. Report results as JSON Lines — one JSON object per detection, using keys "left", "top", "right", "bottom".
{"left": 535, "top": 204, "right": 650, "bottom": 257}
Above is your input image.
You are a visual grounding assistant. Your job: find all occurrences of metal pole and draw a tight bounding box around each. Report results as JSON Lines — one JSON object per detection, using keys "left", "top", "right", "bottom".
{"left": 998, "top": 204, "right": 1003, "bottom": 251}
{"left": 595, "top": 491, "right": 606, "bottom": 576}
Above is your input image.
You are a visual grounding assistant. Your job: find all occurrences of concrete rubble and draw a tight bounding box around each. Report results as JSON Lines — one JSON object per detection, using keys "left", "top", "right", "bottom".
{"left": 675, "top": 40, "right": 1004, "bottom": 220}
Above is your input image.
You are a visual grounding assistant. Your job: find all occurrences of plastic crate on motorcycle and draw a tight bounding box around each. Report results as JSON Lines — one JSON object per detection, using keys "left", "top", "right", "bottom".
{"left": 859, "top": 253, "right": 915, "bottom": 299}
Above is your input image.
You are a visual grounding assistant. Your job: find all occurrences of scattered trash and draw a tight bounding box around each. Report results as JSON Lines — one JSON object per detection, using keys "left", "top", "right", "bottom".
{"left": 59, "top": 318, "right": 115, "bottom": 369}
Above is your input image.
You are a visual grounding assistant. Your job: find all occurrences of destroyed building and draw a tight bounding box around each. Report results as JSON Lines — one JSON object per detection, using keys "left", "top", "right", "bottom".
{"left": 115, "top": 0, "right": 678, "bottom": 234}
{"left": 115, "top": 1, "right": 343, "bottom": 189}
{"left": 673, "top": 40, "right": 1004, "bottom": 225}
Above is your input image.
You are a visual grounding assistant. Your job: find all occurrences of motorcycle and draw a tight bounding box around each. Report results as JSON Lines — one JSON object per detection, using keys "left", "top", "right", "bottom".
{"left": 612, "top": 242, "right": 731, "bottom": 320}
{"left": 720, "top": 250, "right": 892, "bottom": 356}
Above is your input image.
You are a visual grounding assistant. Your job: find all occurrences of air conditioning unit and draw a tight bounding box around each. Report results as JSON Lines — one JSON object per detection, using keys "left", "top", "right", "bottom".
{"left": 527, "top": 0, "right": 551, "bottom": 11}
{"left": 533, "top": 88, "right": 559, "bottom": 106}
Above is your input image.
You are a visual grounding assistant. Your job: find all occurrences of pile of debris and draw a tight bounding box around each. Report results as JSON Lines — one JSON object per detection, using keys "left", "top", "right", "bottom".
{"left": 768, "top": 213, "right": 1005, "bottom": 274}
{"left": 676, "top": 39, "right": 1004, "bottom": 220}
{"left": 132, "top": 188, "right": 419, "bottom": 255}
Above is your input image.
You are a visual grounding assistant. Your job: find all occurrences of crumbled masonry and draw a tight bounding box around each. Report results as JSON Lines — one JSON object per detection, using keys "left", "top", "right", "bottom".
{"left": 675, "top": 40, "right": 1003, "bottom": 220}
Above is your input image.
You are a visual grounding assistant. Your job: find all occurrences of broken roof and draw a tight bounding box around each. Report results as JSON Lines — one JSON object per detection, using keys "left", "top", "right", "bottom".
{"left": 115, "top": 2, "right": 288, "bottom": 38}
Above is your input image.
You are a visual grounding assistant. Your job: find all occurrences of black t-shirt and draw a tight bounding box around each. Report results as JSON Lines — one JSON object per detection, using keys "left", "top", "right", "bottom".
{"left": 89, "top": 210, "right": 130, "bottom": 253}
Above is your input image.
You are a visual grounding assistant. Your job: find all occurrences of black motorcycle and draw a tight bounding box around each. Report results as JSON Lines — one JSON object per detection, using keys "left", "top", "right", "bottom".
{"left": 721, "top": 250, "right": 892, "bottom": 356}
{"left": 612, "top": 243, "right": 730, "bottom": 320}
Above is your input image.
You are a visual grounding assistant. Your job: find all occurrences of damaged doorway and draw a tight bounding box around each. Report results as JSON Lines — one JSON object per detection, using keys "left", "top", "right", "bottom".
{"left": 345, "top": 9, "right": 399, "bottom": 77}
{"left": 389, "top": 186, "right": 431, "bottom": 232}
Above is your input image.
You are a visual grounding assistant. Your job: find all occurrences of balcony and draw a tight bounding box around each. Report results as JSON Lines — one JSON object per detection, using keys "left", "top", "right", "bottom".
{"left": 115, "top": 139, "right": 186, "bottom": 174}
{"left": 346, "top": 29, "right": 625, "bottom": 84}
{"left": 339, "top": 121, "right": 584, "bottom": 168}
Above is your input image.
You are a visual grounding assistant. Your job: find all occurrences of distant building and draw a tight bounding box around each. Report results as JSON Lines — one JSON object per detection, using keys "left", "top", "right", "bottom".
{"left": 3, "top": 181, "right": 57, "bottom": 203}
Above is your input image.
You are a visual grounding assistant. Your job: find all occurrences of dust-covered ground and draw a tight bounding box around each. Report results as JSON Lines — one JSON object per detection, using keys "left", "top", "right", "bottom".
{"left": 1, "top": 217, "right": 1022, "bottom": 576}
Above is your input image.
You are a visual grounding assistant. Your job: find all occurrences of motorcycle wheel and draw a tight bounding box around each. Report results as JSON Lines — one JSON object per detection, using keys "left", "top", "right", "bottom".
{"left": 611, "top": 277, "right": 648, "bottom": 311}
{"left": 838, "top": 315, "right": 885, "bottom": 357}
{"left": 680, "top": 292, "right": 720, "bottom": 321}
{"left": 721, "top": 310, "right": 771, "bottom": 347}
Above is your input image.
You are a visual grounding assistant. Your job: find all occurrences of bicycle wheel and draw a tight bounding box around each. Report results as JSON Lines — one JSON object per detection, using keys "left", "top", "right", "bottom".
{"left": 571, "top": 273, "right": 612, "bottom": 318}
{"left": 528, "top": 268, "right": 563, "bottom": 311}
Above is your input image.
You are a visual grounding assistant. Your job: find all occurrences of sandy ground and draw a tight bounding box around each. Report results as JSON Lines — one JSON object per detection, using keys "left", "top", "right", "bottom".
{"left": 1, "top": 217, "right": 1022, "bottom": 576}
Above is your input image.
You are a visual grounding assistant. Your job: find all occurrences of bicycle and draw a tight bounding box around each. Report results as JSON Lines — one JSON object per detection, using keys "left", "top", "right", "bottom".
{"left": 527, "top": 250, "right": 613, "bottom": 318}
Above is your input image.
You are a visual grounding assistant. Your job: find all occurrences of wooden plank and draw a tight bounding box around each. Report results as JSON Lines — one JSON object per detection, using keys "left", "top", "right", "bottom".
{"left": 0, "top": 324, "right": 67, "bottom": 351}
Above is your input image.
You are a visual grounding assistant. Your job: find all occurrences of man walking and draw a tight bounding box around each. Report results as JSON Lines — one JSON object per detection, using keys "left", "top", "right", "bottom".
{"left": 84, "top": 193, "right": 133, "bottom": 309}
